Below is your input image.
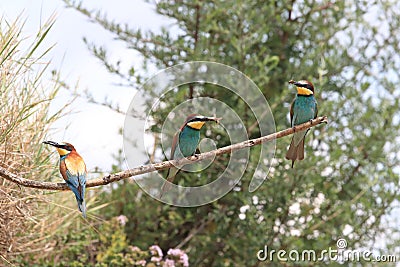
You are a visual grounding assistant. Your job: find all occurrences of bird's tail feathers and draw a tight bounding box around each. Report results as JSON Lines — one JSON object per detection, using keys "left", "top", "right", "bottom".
{"left": 285, "top": 137, "right": 305, "bottom": 168}
{"left": 77, "top": 199, "right": 87, "bottom": 218}
{"left": 160, "top": 167, "right": 180, "bottom": 198}
{"left": 298, "top": 138, "right": 305, "bottom": 161}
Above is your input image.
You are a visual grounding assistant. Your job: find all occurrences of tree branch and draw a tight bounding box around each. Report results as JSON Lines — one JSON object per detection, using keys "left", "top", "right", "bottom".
{"left": 0, "top": 116, "right": 328, "bottom": 191}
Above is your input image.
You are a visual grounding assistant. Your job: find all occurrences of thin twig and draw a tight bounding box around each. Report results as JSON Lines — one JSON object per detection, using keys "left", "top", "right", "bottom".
{"left": 0, "top": 116, "right": 328, "bottom": 191}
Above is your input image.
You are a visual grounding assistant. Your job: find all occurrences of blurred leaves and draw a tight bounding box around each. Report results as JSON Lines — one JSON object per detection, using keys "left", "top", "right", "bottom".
{"left": 0, "top": 14, "right": 72, "bottom": 264}
{"left": 11, "top": 0, "right": 400, "bottom": 266}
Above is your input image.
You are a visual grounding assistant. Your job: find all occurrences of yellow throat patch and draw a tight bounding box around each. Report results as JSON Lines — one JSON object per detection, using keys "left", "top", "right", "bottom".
{"left": 187, "top": 121, "right": 206, "bottom": 130}
{"left": 296, "top": 87, "right": 313, "bottom": 96}
{"left": 56, "top": 147, "right": 70, "bottom": 156}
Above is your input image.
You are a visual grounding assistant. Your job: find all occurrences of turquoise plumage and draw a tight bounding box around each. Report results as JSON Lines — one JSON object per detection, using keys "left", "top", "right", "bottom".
{"left": 286, "top": 80, "right": 318, "bottom": 167}
{"left": 160, "top": 115, "right": 221, "bottom": 198}
{"left": 174, "top": 125, "right": 202, "bottom": 158}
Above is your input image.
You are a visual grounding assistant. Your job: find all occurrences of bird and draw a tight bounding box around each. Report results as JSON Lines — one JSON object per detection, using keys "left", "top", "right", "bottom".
{"left": 43, "top": 141, "right": 87, "bottom": 218}
{"left": 285, "top": 80, "right": 318, "bottom": 167}
{"left": 160, "top": 114, "right": 221, "bottom": 198}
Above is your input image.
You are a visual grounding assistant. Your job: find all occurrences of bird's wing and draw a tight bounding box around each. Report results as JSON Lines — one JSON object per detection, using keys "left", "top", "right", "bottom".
{"left": 314, "top": 99, "right": 318, "bottom": 118}
{"left": 291, "top": 111, "right": 307, "bottom": 147}
{"left": 160, "top": 130, "right": 181, "bottom": 198}
{"left": 65, "top": 169, "right": 86, "bottom": 202}
{"left": 64, "top": 154, "right": 87, "bottom": 201}
{"left": 64, "top": 154, "right": 86, "bottom": 177}
{"left": 170, "top": 130, "right": 181, "bottom": 160}
{"left": 290, "top": 98, "right": 295, "bottom": 127}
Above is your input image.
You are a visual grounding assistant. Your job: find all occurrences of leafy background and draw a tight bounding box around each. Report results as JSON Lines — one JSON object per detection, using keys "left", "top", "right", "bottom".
{"left": 1, "top": 1, "right": 399, "bottom": 266}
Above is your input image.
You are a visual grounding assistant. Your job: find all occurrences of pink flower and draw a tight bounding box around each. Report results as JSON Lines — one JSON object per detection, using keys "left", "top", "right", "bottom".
{"left": 163, "top": 259, "right": 175, "bottom": 267}
{"left": 167, "top": 248, "right": 181, "bottom": 256}
{"left": 180, "top": 253, "right": 189, "bottom": 267}
{"left": 137, "top": 259, "right": 146, "bottom": 266}
{"left": 150, "top": 245, "right": 163, "bottom": 257}
{"left": 167, "top": 248, "right": 189, "bottom": 267}
{"left": 130, "top": 246, "right": 141, "bottom": 252}
{"left": 116, "top": 215, "right": 128, "bottom": 226}
{"left": 150, "top": 245, "right": 163, "bottom": 262}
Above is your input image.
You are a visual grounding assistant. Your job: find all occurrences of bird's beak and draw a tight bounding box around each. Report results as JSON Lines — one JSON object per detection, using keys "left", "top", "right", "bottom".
{"left": 43, "top": 140, "right": 61, "bottom": 148}
{"left": 204, "top": 116, "right": 222, "bottom": 124}
{"left": 288, "top": 80, "right": 301, "bottom": 86}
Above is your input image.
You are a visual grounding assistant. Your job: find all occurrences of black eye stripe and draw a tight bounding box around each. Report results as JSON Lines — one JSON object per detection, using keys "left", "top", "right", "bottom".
{"left": 188, "top": 117, "right": 206, "bottom": 123}
{"left": 299, "top": 84, "right": 313, "bottom": 91}
{"left": 61, "top": 145, "right": 72, "bottom": 151}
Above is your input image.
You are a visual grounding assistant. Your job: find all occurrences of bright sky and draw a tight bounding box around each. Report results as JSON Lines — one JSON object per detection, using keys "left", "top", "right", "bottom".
{"left": 0, "top": 0, "right": 170, "bottom": 172}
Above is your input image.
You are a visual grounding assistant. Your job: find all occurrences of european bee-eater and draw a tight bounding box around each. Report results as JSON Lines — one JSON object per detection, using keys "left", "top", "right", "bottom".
{"left": 285, "top": 80, "right": 318, "bottom": 167}
{"left": 160, "top": 114, "right": 221, "bottom": 197}
{"left": 43, "top": 141, "right": 87, "bottom": 218}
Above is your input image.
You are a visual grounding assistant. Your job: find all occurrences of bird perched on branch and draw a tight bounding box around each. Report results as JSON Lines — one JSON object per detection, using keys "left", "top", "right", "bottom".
{"left": 160, "top": 114, "right": 221, "bottom": 198}
{"left": 43, "top": 141, "right": 87, "bottom": 218}
{"left": 285, "top": 80, "right": 318, "bottom": 167}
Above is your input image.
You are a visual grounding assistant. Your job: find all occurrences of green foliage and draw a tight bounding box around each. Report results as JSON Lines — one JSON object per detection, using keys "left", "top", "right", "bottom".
{"left": 0, "top": 8, "right": 190, "bottom": 267}
{"left": 0, "top": 14, "right": 71, "bottom": 265}
{"left": 15, "top": 213, "right": 188, "bottom": 266}
{"left": 96, "top": 217, "right": 130, "bottom": 264}
{"left": 62, "top": 0, "right": 400, "bottom": 266}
